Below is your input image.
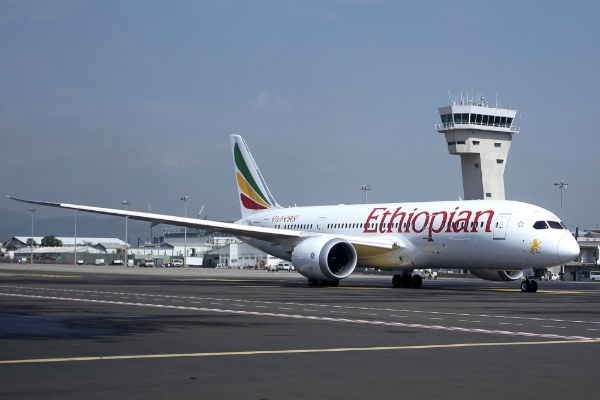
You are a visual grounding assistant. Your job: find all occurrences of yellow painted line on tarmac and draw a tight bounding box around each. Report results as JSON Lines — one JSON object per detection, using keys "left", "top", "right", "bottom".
{"left": 0, "top": 273, "right": 80, "bottom": 278}
{"left": 1, "top": 340, "right": 598, "bottom": 365}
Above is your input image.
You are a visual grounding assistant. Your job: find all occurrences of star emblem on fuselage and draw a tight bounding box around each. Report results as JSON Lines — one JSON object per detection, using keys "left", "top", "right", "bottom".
{"left": 518, "top": 221, "right": 524, "bottom": 228}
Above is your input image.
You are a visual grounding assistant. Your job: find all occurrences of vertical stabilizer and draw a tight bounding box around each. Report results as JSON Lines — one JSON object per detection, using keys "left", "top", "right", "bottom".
{"left": 230, "top": 135, "right": 281, "bottom": 218}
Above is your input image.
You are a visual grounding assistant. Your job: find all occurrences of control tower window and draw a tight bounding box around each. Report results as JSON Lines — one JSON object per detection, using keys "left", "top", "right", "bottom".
{"left": 486, "top": 193, "right": 492, "bottom": 198}
{"left": 494, "top": 116, "right": 501, "bottom": 126}
{"left": 457, "top": 141, "right": 466, "bottom": 145}
{"left": 440, "top": 114, "right": 453, "bottom": 124}
{"left": 472, "top": 141, "right": 480, "bottom": 145}
{"left": 476, "top": 114, "right": 482, "bottom": 124}
{"left": 506, "top": 117, "right": 513, "bottom": 128}
{"left": 496, "top": 159, "right": 504, "bottom": 164}
{"left": 470, "top": 114, "right": 476, "bottom": 124}
{"left": 482, "top": 115, "right": 489, "bottom": 125}
{"left": 533, "top": 221, "right": 549, "bottom": 229}
{"left": 494, "top": 143, "right": 501, "bottom": 147}
{"left": 500, "top": 117, "right": 507, "bottom": 127}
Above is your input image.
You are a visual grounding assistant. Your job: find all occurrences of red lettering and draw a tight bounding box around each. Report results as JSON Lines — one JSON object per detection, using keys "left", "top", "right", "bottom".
{"left": 472, "top": 210, "right": 494, "bottom": 232}
{"left": 445, "top": 207, "right": 459, "bottom": 232}
{"left": 405, "top": 208, "right": 418, "bottom": 233}
{"left": 363, "top": 208, "right": 386, "bottom": 233}
{"left": 387, "top": 207, "right": 407, "bottom": 233}
{"left": 379, "top": 210, "right": 391, "bottom": 233}
{"left": 427, "top": 211, "right": 448, "bottom": 241}
{"left": 412, "top": 211, "right": 430, "bottom": 233}
{"left": 453, "top": 210, "right": 472, "bottom": 233}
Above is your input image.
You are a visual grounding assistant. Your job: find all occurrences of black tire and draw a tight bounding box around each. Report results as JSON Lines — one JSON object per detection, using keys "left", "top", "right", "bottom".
{"left": 411, "top": 274, "right": 423, "bottom": 288}
{"left": 401, "top": 275, "right": 412, "bottom": 288}
{"left": 530, "top": 280, "right": 538, "bottom": 292}
{"left": 308, "top": 278, "right": 317, "bottom": 287}
{"left": 392, "top": 274, "right": 402, "bottom": 288}
{"left": 330, "top": 280, "right": 340, "bottom": 287}
{"left": 521, "top": 280, "right": 531, "bottom": 292}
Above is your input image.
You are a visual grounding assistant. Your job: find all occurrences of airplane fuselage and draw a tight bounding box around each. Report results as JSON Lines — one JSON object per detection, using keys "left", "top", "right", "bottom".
{"left": 237, "top": 199, "right": 579, "bottom": 272}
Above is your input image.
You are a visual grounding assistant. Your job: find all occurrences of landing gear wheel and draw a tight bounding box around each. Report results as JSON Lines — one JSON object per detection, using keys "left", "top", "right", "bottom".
{"left": 520, "top": 280, "right": 531, "bottom": 292}
{"left": 317, "top": 279, "right": 327, "bottom": 287}
{"left": 401, "top": 275, "right": 412, "bottom": 288}
{"left": 411, "top": 274, "right": 423, "bottom": 288}
{"left": 392, "top": 274, "right": 402, "bottom": 288}
{"left": 530, "top": 280, "right": 538, "bottom": 292}
{"left": 330, "top": 280, "right": 339, "bottom": 287}
{"left": 308, "top": 278, "right": 317, "bottom": 287}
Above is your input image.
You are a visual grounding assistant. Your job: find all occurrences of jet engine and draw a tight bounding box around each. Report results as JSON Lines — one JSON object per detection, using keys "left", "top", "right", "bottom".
{"left": 292, "top": 236, "right": 357, "bottom": 281}
{"left": 469, "top": 269, "right": 524, "bottom": 282}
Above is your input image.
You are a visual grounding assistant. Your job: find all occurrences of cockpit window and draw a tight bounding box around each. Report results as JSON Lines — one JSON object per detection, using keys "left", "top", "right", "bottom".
{"left": 533, "top": 221, "right": 548, "bottom": 229}
{"left": 547, "top": 221, "right": 564, "bottom": 229}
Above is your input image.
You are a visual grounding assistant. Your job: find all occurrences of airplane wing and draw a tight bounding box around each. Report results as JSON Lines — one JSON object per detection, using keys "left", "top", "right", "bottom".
{"left": 7, "top": 196, "right": 400, "bottom": 252}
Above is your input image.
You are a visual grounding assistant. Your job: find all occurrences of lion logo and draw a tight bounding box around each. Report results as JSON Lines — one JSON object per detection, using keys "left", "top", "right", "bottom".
{"left": 530, "top": 239, "right": 542, "bottom": 254}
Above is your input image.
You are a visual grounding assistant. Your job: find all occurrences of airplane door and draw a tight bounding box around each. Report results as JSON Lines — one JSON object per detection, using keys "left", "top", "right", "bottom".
{"left": 493, "top": 213, "right": 511, "bottom": 240}
{"left": 317, "top": 217, "right": 326, "bottom": 232}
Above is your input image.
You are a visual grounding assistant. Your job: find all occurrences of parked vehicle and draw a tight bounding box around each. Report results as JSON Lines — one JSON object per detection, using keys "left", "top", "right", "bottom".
{"left": 591, "top": 271, "right": 600, "bottom": 281}
{"left": 171, "top": 259, "right": 183, "bottom": 268}
{"left": 75, "top": 259, "right": 84, "bottom": 265}
{"left": 94, "top": 259, "right": 105, "bottom": 266}
{"left": 277, "top": 262, "right": 294, "bottom": 271}
{"left": 111, "top": 260, "right": 124, "bottom": 266}
{"left": 138, "top": 258, "right": 155, "bottom": 268}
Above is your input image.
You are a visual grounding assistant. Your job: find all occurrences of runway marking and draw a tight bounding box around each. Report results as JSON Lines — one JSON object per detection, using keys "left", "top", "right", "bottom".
{"left": 1, "top": 340, "right": 599, "bottom": 365}
{"left": 1, "top": 292, "right": 598, "bottom": 342}
{"left": 481, "top": 288, "right": 600, "bottom": 295}
{"left": 3, "top": 285, "right": 600, "bottom": 326}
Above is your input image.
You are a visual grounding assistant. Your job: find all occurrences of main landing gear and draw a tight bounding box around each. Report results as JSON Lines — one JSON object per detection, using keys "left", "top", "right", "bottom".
{"left": 392, "top": 273, "right": 422, "bottom": 288}
{"left": 307, "top": 278, "right": 339, "bottom": 287}
{"left": 520, "top": 278, "right": 538, "bottom": 293}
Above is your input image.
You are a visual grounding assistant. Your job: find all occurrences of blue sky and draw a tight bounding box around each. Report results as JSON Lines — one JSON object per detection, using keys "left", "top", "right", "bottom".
{"left": 2, "top": 0, "right": 599, "bottom": 231}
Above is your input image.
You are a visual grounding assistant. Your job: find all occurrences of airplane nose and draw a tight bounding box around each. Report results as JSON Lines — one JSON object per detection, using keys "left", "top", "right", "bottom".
{"left": 557, "top": 234, "right": 580, "bottom": 263}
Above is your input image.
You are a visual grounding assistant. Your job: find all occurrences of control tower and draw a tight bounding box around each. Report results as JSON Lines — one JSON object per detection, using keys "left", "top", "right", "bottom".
{"left": 435, "top": 96, "right": 519, "bottom": 200}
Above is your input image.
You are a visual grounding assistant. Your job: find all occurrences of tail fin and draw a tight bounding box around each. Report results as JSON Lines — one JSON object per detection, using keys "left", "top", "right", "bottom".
{"left": 230, "top": 135, "right": 281, "bottom": 218}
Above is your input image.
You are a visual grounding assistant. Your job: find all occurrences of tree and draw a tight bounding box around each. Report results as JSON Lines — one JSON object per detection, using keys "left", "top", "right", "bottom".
{"left": 26, "top": 238, "right": 37, "bottom": 247}
{"left": 41, "top": 235, "right": 63, "bottom": 247}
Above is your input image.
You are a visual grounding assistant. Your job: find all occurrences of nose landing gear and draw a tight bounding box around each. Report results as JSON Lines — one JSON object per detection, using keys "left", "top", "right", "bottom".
{"left": 520, "top": 278, "right": 538, "bottom": 292}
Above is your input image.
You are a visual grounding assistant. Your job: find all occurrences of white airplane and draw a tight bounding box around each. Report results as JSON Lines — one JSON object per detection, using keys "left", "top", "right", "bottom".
{"left": 8, "top": 135, "right": 579, "bottom": 292}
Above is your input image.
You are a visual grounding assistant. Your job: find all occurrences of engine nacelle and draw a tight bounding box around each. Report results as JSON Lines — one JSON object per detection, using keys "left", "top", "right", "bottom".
{"left": 470, "top": 269, "right": 524, "bottom": 282}
{"left": 292, "top": 236, "right": 357, "bottom": 281}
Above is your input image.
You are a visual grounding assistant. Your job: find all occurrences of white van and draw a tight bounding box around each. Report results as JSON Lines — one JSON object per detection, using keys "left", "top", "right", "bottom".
{"left": 277, "top": 262, "right": 294, "bottom": 272}
{"left": 590, "top": 271, "right": 600, "bottom": 281}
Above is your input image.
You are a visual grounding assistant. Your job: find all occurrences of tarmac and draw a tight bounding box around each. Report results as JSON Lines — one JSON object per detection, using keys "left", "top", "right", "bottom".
{"left": 1, "top": 264, "right": 600, "bottom": 399}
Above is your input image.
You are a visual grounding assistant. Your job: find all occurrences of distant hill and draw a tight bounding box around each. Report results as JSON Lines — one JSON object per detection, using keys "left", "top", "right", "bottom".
{"left": 0, "top": 207, "right": 162, "bottom": 244}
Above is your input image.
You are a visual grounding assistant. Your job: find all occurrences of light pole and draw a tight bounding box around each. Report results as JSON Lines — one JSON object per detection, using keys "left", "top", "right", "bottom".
{"left": 554, "top": 179, "right": 568, "bottom": 220}
{"left": 181, "top": 196, "right": 190, "bottom": 267}
{"left": 74, "top": 211, "right": 77, "bottom": 264}
{"left": 28, "top": 208, "right": 35, "bottom": 264}
{"left": 360, "top": 185, "right": 371, "bottom": 204}
{"left": 122, "top": 201, "right": 131, "bottom": 265}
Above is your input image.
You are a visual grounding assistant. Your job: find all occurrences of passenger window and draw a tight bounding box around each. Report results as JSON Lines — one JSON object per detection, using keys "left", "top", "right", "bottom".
{"left": 548, "top": 221, "right": 563, "bottom": 229}
{"left": 533, "top": 221, "right": 549, "bottom": 229}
